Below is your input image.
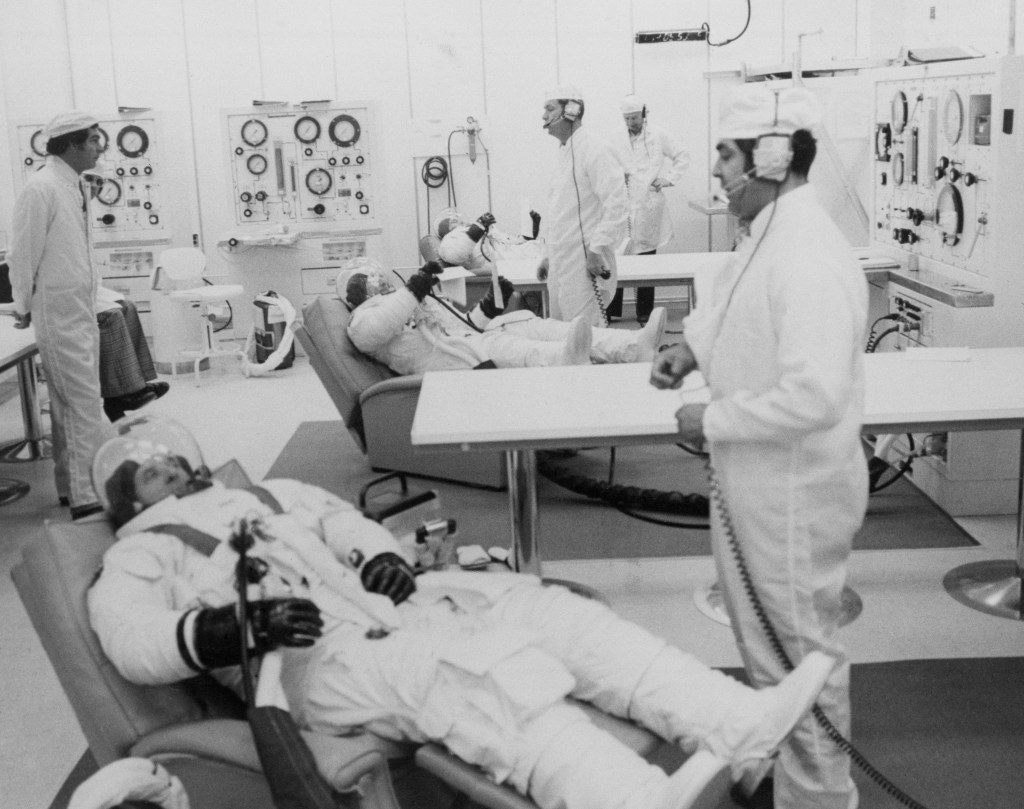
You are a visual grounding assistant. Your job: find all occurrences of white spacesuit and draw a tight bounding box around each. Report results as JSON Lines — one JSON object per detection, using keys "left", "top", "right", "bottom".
{"left": 87, "top": 417, "right": 836, "bottom": 809}
{"left": 343, "top": 262, "right": 667, "bottom": 375}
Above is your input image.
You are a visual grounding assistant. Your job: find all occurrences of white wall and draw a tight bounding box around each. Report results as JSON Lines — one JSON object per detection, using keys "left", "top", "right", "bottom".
{"left": 0, "top": 0, "right": 1020, "bottom": 270}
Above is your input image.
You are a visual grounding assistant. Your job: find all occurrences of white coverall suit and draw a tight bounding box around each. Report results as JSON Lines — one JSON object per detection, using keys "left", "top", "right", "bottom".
{"left": 622, "top": 122, "right": 689, "bottom": 254}
{"left": 682, "top": 185, "right": 868, "bottom": 809}
{"left": 347, "top": 287, "right": 647, "bottom": 375}
{"left": 544, "top": 128, "right": 629, "bottom": 325}
{"left": 8, "top": 158, "right": 113, "bottom": 506}
{"left": 88, "top": 479, "right": 795, "bottom": 809}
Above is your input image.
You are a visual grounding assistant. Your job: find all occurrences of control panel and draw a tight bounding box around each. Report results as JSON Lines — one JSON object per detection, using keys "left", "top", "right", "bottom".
{"left": 15, "top": 115, "right": 169, "bottom": 244}
{"left": 225, "top": 104, "right": 377, "bottom": 228}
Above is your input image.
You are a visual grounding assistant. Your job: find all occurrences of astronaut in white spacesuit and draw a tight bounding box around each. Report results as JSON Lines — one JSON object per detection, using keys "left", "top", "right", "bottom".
{"left": 343, "top": 258, "right": 667, "bottom": 375}
{"left": 87, "top": 417, "right": 836, "bottom": 809}
{"left": 434, "top": 210, "right": 545, "bottom": 275}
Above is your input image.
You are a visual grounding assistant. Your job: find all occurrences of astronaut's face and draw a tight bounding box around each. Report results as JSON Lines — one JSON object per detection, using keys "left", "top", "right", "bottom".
{"left": 133, "top": 454, "right": 193, "bottom": 506}
{"left": 623, "top": 111, "right": 644, "bottom": 136}
{"left": 364, "top": 269, "right": 395, "bottom": 298}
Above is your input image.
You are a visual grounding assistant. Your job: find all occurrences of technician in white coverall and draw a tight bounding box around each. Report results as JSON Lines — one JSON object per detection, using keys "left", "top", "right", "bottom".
{"left": 8, "top": 111, "right": 113, "bottom": 518}
{"left": 650, "top": 87, "right": 868, "bottom": 809}
{"left": 343, "top": 259, "right": 667, "bottom": 375}
{"left": 536, "top": 85, "right": 629, "bottom": 325}
{"left": 87, "top": 417, "right": 836, "bottom": 809}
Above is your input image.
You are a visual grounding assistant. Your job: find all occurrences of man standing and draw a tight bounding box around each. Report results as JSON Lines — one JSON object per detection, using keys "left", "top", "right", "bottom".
{"left": 650, "top": 86, "right": 868, "bottom": 809}
{"left": 607, "top": 93, "right": 689, "bottom": 325}
{"left": 536, "top": 86, "right": 628, "bottom": 326}
{"left": 8, "top": 111, "right": 113, "bottom": 518}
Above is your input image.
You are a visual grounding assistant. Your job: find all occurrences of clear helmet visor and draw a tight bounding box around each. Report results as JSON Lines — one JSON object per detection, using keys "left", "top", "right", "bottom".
{"left": 92, "top": 414, "right": 207, "bottom": 523}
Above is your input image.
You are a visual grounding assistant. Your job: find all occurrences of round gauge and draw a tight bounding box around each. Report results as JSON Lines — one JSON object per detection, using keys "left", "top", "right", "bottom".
{"left": 29, "top": 129, "right": 48, "bottom": 157}
{"left": 891, "top": 90, "right": 908, "bottom": 135}
{"left": 328, "top": 114, "right": 361, "bottom": 148}
{"left": 247, "top": 153, "right": 268, "bottom": 176}
{"left": 97, "top": 127, "right": 110, "bottom": 153}
{"left": 306, "top": 167, "right": 333, "bottom": 195}
{"left": 96, "top": 178, "right": 122, "bottom": 206}
{"left": 875, "top": 123, "right": 892, "bottom": 162}
{"left": 935, "top": 183, "right": 964, "bottom": 246}
{"left": 892, "top": 152, "right": 905, "bottom": 186}
{"left": 240, "top": 118, "right": 268, "bottom": 147}
{"left": 943, "top": 89, "right": 963, "bottom": 145}
{"left": 294, "top": 115, "right": 321, "bottom": 144}
{"left": 117, "top": 125, "right": 149, "bottom": 158}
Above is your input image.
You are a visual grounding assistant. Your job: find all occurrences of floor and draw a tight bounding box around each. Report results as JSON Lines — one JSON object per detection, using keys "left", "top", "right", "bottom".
{"left": 1, "top": 315, "right": 1022, "bottom": 809}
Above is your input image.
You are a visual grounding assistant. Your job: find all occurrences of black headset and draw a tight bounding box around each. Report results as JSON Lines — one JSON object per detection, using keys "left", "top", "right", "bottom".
{"left": 563, "top": 99, "right": 583, "bottom": 122}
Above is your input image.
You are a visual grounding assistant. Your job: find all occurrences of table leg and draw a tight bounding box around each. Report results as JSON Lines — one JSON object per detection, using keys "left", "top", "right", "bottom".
{"left": 0, "top": 355, "right": 51, "bottom": 462}
{"left": 942, "top": 429, "right": 1023, "bottom": 620}
{"left": 507, "top": 448, "right": 540, "bottom": 575}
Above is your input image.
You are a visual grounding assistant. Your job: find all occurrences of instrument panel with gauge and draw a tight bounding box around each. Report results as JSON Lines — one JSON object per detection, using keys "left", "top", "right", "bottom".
{"left": 225, "top": 103, "right": 377, "bottom": 228}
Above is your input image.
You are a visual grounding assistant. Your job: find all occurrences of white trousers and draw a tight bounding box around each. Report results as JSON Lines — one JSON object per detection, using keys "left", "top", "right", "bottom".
{"left": 480, "top": 312, "right": 644, "bottom": 367}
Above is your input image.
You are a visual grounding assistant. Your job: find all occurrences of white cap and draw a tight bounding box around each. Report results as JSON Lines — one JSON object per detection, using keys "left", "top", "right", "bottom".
{"left": 718, "top": 86, "right": 820, "bottom": 139}
{"left": 621, "top": 94, "right": 645, "bottom": 114}
{"left": 544, "top": 84, "right": 583, "bottom": 103}
{"left": 42, "top": 110, "right": 99, "bottom": 143}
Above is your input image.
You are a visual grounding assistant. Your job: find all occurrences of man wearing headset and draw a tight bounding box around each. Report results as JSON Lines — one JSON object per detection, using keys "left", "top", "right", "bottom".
{"left": 650, "top": 86, "right": 868, "bottom": 809}
{"left": 607, "top": 94, "right": 689, "bottom": 326}
{"left": 537, "top": 85, "right": 629, "bottom": 326}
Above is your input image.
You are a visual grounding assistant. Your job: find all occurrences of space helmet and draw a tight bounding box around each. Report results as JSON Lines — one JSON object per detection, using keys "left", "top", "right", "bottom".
{"left": 433, "top": 208, "right": 466, "bottom": 240}
{"left": 91, "top": 414, "right": 208, "bottom": 526}
{"left": 336, "top": 257, "right": 394, "bottom": 309}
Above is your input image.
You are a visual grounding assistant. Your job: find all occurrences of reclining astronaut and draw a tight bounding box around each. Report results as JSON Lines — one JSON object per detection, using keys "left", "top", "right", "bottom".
{"left": 87, "top": 417, "right": 836, "bottom": 809}
{"left": 343, "top": 258, "right": 667, "bottom": 375}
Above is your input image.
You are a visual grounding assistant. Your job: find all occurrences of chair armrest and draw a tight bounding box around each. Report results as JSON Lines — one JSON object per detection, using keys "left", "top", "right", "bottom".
{"left": 359, "top": 374, "right": 425, "bottom": 406}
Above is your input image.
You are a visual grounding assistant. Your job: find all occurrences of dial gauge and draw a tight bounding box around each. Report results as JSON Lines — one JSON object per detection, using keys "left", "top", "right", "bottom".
{"left": 892, "top": 152, "right": 905, "bottom": 186}
{"left": 97, "top": 127, "right": 110, "bottom": 153}
{"left": 891, "top": 90, "right": 908, "bottom": 135}
{"left": 240, "top": 119, "right": 268, "bottom": 147}
{"left": 294, "top": 115, "right": 321, "bottom": 144}
{"left": 117, "top": 125, "right": 149, "bottom": 158}
{"left": 328, "top": 114, "right": 361, "bottom": 148}
{"left": 96, "top": 178, "right": 122, "bottom": 206}
{"left": 29, "top": 129, "right": 48, "bottom": 157}
{"left": 943, "top": 89, "right": 963, "bottom": 145}
{"left": 935, "top": 183, "right": 963, "bottom": 246}
{"left": 306, "top": 167, "right": 333, "bottom": 195}
{"left": 246, "top": 153, "right": 268, "bottom": 176}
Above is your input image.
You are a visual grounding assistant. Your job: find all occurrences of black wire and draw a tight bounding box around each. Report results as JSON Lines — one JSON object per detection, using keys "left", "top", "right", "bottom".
{"left": 420, "top": 156, "right": 449, "bottom": 235}
{"left": 705, "top": 0, "right": 751, "bottom": 47}
{"left": 201, "top": 278, "right": 234, "bottom": 333}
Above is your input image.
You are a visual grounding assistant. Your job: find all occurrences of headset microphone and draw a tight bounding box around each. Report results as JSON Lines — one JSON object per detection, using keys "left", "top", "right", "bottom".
{"left": 543, "top": 114, "right": 564, "bottom": 130}
{"left": 721, "top": 168, "right": 756, "bottom": 195}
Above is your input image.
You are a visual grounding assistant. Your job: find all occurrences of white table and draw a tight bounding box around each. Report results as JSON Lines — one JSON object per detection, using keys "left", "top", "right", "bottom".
{"left": 0, "top": 316, "right": 47, "bottom": 462}
{"left": 491, "top": 252, "right": 733, "bottom": 317}
{"left": 411, "top": 349, "right": 1024, "bottom": 620}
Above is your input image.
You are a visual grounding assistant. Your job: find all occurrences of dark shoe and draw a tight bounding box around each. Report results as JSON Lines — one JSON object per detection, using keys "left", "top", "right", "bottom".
{"left": 147, "top": 380, "right": 170, "bottom": 399}
{"left": 732, "top": 777, "right": 774, "bottom": 809}
{"left": 70, "top": 502, "right": 104, "bottom": 521}
{"left": 58, "top": 496, "right": 70, "bottom": 507}
{"left": 104, "top": 388, "right": 158, "bottom": 421}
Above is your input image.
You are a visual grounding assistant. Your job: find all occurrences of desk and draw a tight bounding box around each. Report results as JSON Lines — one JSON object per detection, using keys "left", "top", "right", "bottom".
{"left": 492, "top": 252, "right": 732, "bottom": 317}
{"left": 0, "top": 316, "right": 48, "bottom": 463}
{"left": 411, "top": 349, "right": 1024, "bottom": 620}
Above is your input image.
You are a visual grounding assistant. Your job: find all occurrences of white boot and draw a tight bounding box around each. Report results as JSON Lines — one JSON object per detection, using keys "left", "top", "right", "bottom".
{"left": 635, "top": 307, "right": 668, "bottom": 362}
{"left": 656, "top": 750, "right": 733, "bottom": 809}
{"left": 628, "top": 649, "right": 836, "bottom": 782}
{"left": 560, "top": 316, "right": 593, "bottom": 365}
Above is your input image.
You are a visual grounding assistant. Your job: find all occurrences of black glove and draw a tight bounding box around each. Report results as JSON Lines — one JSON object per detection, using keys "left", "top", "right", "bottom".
{"left": 466, "top": 213, "right": 495, "bottom": 243}
{"left": 361, "top": 552, "right": 416, "bottom": 605}
{"left": 406, "top": 271, "right": 435, "bottom": 301}
{"left": 478, "top": 276, "right": 516, "bottom": 319}
{"left": 192, "top": 598, "right": 323, "bottom": 670}
{"left": 420, "top": 260, "right": 445, "bottom": 276}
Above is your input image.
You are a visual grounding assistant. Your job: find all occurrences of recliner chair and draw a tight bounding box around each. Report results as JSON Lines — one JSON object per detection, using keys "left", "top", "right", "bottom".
{"left": 293, "top": 295, "right": 507, "bottom": 490}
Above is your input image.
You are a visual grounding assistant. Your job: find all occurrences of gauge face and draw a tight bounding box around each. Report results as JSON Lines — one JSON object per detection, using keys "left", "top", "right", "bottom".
{"left": 943, "top": 89, "right": 963, "bottom": 145}
{"left": 891, "top": 90, "right": 908, "bottom": 135}
{"left": 892, "top": 152, "right": 905, "bottom": 186}
{"left": 241, "top": 119, "right": 268, "bottom": 147}
{"left": 247, "top": 153, "right": 268, "bottom": 176}
{"left": 294, "top": 116, "right": 321, "bottom": 144}
{"left": 936, "top": 183, "right": 963, "bottom": 246}
{"left": 328, "top": 114, "right": 361, "bottom": 148}
{"left": 29, "top": 129, "right": 48, "bottom": 157}
{"left": 117, "top": 125, "right": 149, "bottom": 158}
{"left": 875, "top": 123, "right": 892, "bottom": 161}
{"left": 97, "top": 127, "right": 110, "bottom": 153}
{"left": 96, "top": 178, "right": 122, "bottom": 206}
{"left": 306, "top": 167, "right": 333, "bottom": 195}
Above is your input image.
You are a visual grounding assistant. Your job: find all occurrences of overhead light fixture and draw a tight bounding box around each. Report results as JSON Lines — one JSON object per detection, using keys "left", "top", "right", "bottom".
{"left": 634, "top": 29, "right": 708, "bottom": 44}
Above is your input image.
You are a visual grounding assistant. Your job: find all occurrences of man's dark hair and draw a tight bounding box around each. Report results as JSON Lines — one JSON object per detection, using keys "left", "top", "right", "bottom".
{"left": 345, "top": 272, "right": 369, "bottom": 309}
{"left": 734, "top": 130, "right": 816, "bottom": 178}
{"left": 104, "top": 455, "right": 196, "bottom": 527}
{"left": 46, "top": 126, "right": 93, "bottom": 156}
